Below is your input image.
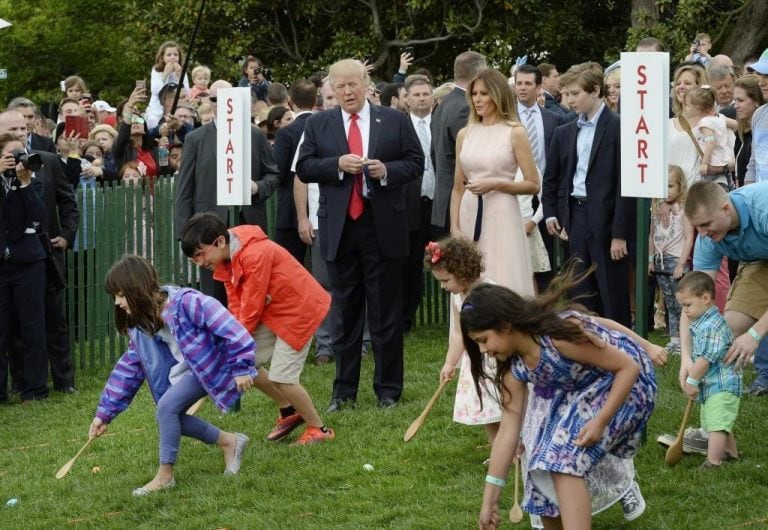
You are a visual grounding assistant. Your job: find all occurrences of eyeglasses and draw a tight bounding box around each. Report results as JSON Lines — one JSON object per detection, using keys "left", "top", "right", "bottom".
{"left": 187, "top": 240, "right": 218, "bottom": 264}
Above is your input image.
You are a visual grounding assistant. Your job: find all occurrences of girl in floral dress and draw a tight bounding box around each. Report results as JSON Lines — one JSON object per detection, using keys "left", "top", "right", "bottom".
{"left": 460, "top": 266, "right": 660, "bottom": 530}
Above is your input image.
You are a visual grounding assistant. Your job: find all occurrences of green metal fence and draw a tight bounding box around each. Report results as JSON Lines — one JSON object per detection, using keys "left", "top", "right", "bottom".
{"left": 65, "top": 177, "right": 449, "bottom": 369}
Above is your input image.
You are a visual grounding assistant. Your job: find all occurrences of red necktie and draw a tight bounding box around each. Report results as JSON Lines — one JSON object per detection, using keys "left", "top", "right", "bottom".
{"left": 347, "top": 113, "right": 364, "bottom": 219}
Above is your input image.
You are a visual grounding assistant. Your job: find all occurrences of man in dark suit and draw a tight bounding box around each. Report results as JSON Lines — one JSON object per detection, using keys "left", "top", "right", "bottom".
{"left": 514, "top": 64, "right": 563, "bottom": 290}
{"left": 430, "top": 51, "right": 486, "bottom": 238}
{"left": 538, "top": 64, "right": 577, "bottom": 122}
{"left": 175, "top": 80, "right": 280, "bottom": 302}
{"left": 6, "top": 98, "right": 56, "bottom": 154}
{"left": 273, "top": 79, "right": 317, "bottom": 264}
{"left": 542, "top": 63, "right": 634, "bottom": 327}
{"left": 297, "top": 59, "right": 423, "bottom": 410}
{"left": 0, "top": 110, "right": 79, "bottom": 394}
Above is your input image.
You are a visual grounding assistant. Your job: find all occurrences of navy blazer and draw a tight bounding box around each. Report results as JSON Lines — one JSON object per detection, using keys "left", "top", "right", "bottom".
{"left": 273, "top": 112, "right": 311, "bottom": 231}
{"left": 0, "top": 177, "right": 47, "bottom": 263}
{"left": 542, "top": 107, "right": 634, "bottom": 243}
{"left": 296, "top": 104, "right": 424, "bottom": 261}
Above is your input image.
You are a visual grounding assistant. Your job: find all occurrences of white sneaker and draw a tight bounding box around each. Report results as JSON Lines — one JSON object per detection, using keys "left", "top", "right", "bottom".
{"left": 619, "top": 480, "right": 646, "bottom": 521}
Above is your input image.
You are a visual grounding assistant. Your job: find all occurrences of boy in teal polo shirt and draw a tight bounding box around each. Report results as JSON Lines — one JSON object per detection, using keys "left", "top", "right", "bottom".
{"left": 677, "top": 272, "right": 741, "bottom": 469}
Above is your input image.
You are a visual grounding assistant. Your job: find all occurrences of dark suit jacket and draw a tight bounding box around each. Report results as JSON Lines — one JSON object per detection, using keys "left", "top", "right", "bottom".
{"left": 32, "top": 150, "right": 79, "bottom": 273}
{"left": 296, "top": 104, "right": 424, "bottom": 261}
{"left": 174, "top": 121, "right": 280, "bottom": 237}
{"left": 273, "top": 112, "right": 311, "bottom": 230}
{"left": 0, "top": 177, "right": 47, "bottom": 263}
{"left": 430, "top": 87, "right": 468, "bottom": 227}
{"left": 540, "top": 106, "right": 562, "bottom": 153}
{"left": 30, "top": 133, "right": 56, "bottom": 155}
{"left": 544, "top": 92, "right": 577, "bottom": 123}
{"left": 542, "top": 107, "right": 634, "bottom": 243}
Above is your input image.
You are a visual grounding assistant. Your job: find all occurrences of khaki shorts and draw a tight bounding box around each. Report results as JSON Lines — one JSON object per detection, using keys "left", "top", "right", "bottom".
{"left": 251, "top": 324, "right": 311, "bottom": 385}
{"left": 700, "top": 391, "right": 740, "bottom": 433}
{"left": 725, "top": 261, "right": 768, "bottom": 321}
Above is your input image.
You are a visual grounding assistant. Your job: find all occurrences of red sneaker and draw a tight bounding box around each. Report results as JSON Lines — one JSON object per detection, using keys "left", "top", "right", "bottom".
{"left": 291, "top": 426, "right": 335, "bottom": 446}
{"left": 266, "top": 412, "right": 305, "bottom": 442}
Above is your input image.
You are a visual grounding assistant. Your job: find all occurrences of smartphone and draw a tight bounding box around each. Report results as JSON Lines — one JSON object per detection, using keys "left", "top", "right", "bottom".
{"left": 64, "top": 115, "right": 89, "bottom": 139}
{"left": 135, "top": 79, "right": 146, "bottom": 91}
{"left": 364, "top": 54, "right": 374, "bottom": 64}
{"left": 404, "top": 46, "right": 415, "bottom": 57}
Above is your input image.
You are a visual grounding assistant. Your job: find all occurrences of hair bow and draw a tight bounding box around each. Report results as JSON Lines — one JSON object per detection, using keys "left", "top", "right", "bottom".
{"left": 425, "top": 241, "right": 442, "bottom": 264}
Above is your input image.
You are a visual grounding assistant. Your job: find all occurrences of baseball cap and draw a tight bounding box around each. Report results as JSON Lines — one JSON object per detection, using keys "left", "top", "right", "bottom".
{"left": 93, "top": 100, "right": 116, "bottom": 113}
{"left": 747, "top": 48, "right": 768, "bottom": 74}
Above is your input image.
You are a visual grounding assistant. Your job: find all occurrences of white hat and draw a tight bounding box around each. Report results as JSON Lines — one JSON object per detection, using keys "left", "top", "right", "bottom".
{"left": 93, "top": 100, "right": 116, "bottom": 113}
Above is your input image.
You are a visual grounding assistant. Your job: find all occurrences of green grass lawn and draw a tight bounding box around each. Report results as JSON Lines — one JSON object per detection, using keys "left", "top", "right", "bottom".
{"left": 2, "top": 326, "right": 768, "bottom": 529}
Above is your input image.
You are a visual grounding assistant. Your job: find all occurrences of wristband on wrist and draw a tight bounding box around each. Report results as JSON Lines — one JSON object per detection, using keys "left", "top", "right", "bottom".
{"left": 748, "top": 327, "right": 762, "bottom": 342}
{"left": 485, "top": 474, "right": 506, "bottom": 487}
{"left": 685, "top": 376, "right": 700, "bottom": 387}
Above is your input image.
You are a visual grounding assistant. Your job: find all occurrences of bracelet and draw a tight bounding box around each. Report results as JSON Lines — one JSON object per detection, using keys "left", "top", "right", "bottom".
{"left": 485, "top": 474, "right": 506, "bottom": 487}
{"left": 748, "top": 327, "right": 762, "bottom": 342}
{"left": 685, "top": 376, "right": 700, "bottom": 387}
{"left": 648, "top": 256, "right": 655, "bottom": 263}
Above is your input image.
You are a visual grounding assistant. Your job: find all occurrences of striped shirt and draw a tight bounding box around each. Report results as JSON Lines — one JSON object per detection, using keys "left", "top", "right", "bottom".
{"left": 745, "top": 104, "right": 768, "bottom": 183}
{"left": 689, "top": 305, "right": 741, "bottom": 402}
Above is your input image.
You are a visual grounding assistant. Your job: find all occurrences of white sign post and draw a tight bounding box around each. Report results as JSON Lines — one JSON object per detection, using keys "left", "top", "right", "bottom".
{"left": 620, "top": 52, "right": 669, "bottom": 199}
{"left": 217, "top": 87, "right": 251, "bottom": 206}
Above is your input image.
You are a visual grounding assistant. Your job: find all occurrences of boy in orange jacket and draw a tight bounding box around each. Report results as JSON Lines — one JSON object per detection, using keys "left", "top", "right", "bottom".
{"left": 182, "top": 212, "right": 334, "bottom": 445}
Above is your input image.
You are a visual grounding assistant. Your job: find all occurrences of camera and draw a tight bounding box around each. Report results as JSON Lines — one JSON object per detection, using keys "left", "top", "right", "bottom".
{"left": 4, "top": 148, "right": 43, "bottom": 178}
{"left": 251, "top": 66, "right": 272, "bottom": 82}
{"left": 3, "top": 148, "right": 43, "bottom": 179}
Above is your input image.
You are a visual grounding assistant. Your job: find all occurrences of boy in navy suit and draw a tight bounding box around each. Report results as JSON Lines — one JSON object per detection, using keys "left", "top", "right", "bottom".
{"left": 542, "top": 62, "right": 634, "bottom": 326}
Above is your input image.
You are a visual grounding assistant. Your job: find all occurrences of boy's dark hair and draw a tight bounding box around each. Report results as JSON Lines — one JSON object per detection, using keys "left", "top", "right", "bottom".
{"left": 676, "top": 271, "right": 715, "bottom": 298}
{"left": 380, "top": 83, "right": 404, "bottom": 107}
{"left": 180, "top": 212, "right": 229, "bottom": 257}
{"left": 515, "top": 64, "right": 542, "bottom": 85}
{"left": 289, "top": 79, "right": 318, "bottom": 109}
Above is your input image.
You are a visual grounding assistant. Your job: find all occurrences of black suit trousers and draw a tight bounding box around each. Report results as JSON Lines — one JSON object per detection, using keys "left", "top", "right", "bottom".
{"left": 275, "top": 229, "right": 309, "bottom": 267}
{"left": 568, "top": 203, "right": 631, "bottom": 327}
{"left": 327, "top": 206, "right": 404, "bottom": 401}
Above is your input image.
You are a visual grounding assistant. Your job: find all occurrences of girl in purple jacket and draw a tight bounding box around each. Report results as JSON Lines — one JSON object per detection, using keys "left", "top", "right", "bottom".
{"left": 88, "top": 255, "right": 256, "bottom": 496}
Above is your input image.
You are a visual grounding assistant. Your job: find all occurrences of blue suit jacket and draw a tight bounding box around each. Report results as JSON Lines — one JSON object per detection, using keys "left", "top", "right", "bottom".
{"left": 542, "top": 107, "right": 634, "bottom": 243}
{"left": 296, "top": 104, "right": 424, "bottom": 260}
{"left": 273, "top": 112, "right": 311, "bottom": 231}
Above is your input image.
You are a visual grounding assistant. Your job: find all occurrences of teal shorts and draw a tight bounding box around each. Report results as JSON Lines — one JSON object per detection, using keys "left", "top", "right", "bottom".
{"left": 700, "top": 392, "right": 740, "bottom": 433}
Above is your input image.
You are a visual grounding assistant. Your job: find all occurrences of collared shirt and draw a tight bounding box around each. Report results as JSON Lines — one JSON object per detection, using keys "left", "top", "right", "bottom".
{"left": 694, "top": 181, "right": 768, "bottom": 269}
{"left": 517, "top": 101, "right": 546, "bottom": 173}
{"left": 689, "top": 305, "right": 741, "bottom": 402}
{"left": 410, "top": 112, "right": 434, "bottom": 199}
{"left": 341, "top": 101, "right": 371, "bottom": 157}
{"left": 572, "top": 102, "right": 606, "bottom": 197}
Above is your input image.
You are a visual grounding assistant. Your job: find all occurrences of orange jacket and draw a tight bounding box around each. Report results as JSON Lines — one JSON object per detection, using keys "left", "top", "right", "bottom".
{"left": 213, "top": 225, "right": 330, "bottom": 351}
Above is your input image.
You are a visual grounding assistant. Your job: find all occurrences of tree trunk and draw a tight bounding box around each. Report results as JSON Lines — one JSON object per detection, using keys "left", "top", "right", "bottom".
{"left": 720, "top": 0, "right": 768, "bottom": 65}
{"left": 631, "top": 0, "right": 659, "bottom": 28}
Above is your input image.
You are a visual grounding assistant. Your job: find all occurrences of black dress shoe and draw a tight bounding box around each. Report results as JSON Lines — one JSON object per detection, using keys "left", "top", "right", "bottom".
{"left": 378, "top": 397, "right": 397, "bottom": 409}
{"left": 327, "top": 398, "right": 356, "bottom": 413}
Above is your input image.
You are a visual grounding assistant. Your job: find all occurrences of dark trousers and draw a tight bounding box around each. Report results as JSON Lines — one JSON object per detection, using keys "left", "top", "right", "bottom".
{"left": 327, "top": 206, "right": 404, "bottom": 401}
{"left": 45, "top": 278, "right": 74, "bottom": 389}
{"left": 198, "top": 266, "right": 227, "bottom": 306}
{"left": 0, "top": 260, "right": 48, "bottom": 401}
{"left": 275, "top": 228, "right": 309, "bottom": 267}
{"left": 402, "top": 197, "right": 432, "bottom": 332}
{"left": 568, "top": 202, "right": 631, "bottom": 327}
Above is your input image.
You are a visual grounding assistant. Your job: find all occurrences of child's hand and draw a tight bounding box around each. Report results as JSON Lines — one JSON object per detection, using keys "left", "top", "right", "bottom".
{"left": 234, "top": 375, "right": 254, "bottom": 393}
{"left": 575, "top": 418, "right": 607, "bottom": 447}
{"left": 673, "top": 263, "right": 686, "bottom": 280}
{"left": 478, "top": 502, "right": 500, "bottom": 530}
{"left": 646, "top": 344, "right": 668, "bottom": 367}
{"left": 683, "top": 383, "right": 699, "bottom": 398}
{"left": 648, "top": 261, "right": 655, "bottom": 275}
{"left": 89, "top": 417, "right": 107, "bottom": 438}
{"left": 439, "top": 363, "right": 456, "bottom": 382}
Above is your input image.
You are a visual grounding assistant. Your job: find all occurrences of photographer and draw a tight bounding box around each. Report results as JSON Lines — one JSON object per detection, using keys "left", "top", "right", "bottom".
{"left": 237, "top": 55, "right": 271, "bottom": 103}
{"left": 685, "top": 32, "right": 712, "bottom": 67}
{"left": 0, "top": 133, "right": 49, "bottom": 403}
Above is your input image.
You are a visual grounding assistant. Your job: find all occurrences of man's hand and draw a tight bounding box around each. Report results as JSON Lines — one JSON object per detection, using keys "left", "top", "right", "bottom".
{"left": 363, "top": 159, "right": 386, "bottom": 180}
{"left": 658, "top": 200, "right": 672, "bottom": 228}
{"left": 725, "top": 331, "right": 760, "bottom": 367}
{"left": 50, "top": 236, "right": 68, "bottom": 250}
{"left": 297, "top": 217, "right": 315, "bottom": 246}
{"left": 250, "top": 181, "right": 259, "bottom": 196}
{"left": 610, "top": 238, "right": 628, "bottom": 261}
{"left": 559, "top": 228, "right": 569, "bottom": 241}
{"left": 338, "top": 154, "right": 364, "bottom": 174}
{"left": 546, "top": 218, "right": 561, "bottom": 237}
{"left": 399, "top": 52, "right": 414, "bottom": 72}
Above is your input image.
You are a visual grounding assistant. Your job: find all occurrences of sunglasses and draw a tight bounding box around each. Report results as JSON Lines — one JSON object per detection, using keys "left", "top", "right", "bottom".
{"left": 208, "top": 96, "right": 217, "bottom": 103}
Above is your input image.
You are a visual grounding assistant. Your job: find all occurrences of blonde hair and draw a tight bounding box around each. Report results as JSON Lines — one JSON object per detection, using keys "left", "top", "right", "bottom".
{"left": 604, "top": 68, "right": 621, "bottom": 113}
{"left": 652, "top": 165, "right": 688, "bottom": 218}
{"left": 64, "top": 75, "right": 88, "bottom": 94}
{"left": 672, "top": 64, "right": 709, "bottom": 116}
{"left": 686, "top": 86, "right": 716, "bottom": 114}
{"left": 328, "top": 59, "right": 368, "bottom": 86}
{"left": 466, "top": 69, "right": 519, "bottom": 124}
{"left": 191, "top": 65, "right": 211, "bottom": 82}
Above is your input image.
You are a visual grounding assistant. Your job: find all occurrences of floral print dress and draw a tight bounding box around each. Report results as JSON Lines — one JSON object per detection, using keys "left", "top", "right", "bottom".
{"left": 510, "top": 311, "right": 657, "bottom": 517}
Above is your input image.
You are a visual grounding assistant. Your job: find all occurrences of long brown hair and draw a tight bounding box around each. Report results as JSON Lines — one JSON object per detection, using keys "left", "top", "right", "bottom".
{"left": 153, "top": 41, "right": 184, "bottom": 72}
{"left": 460, "top": 260, "right": 596, "bottom": 407}
{"left": 466, "top": 69, "right": 519, "bottom": 124}
{"left": 104, "top": 255, "right": 167, "bottom": 334}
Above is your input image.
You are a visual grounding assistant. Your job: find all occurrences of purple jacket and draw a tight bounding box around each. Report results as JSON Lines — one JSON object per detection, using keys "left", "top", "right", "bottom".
{"left": 96, "top": 286, "right": 257, "bottom": 423}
